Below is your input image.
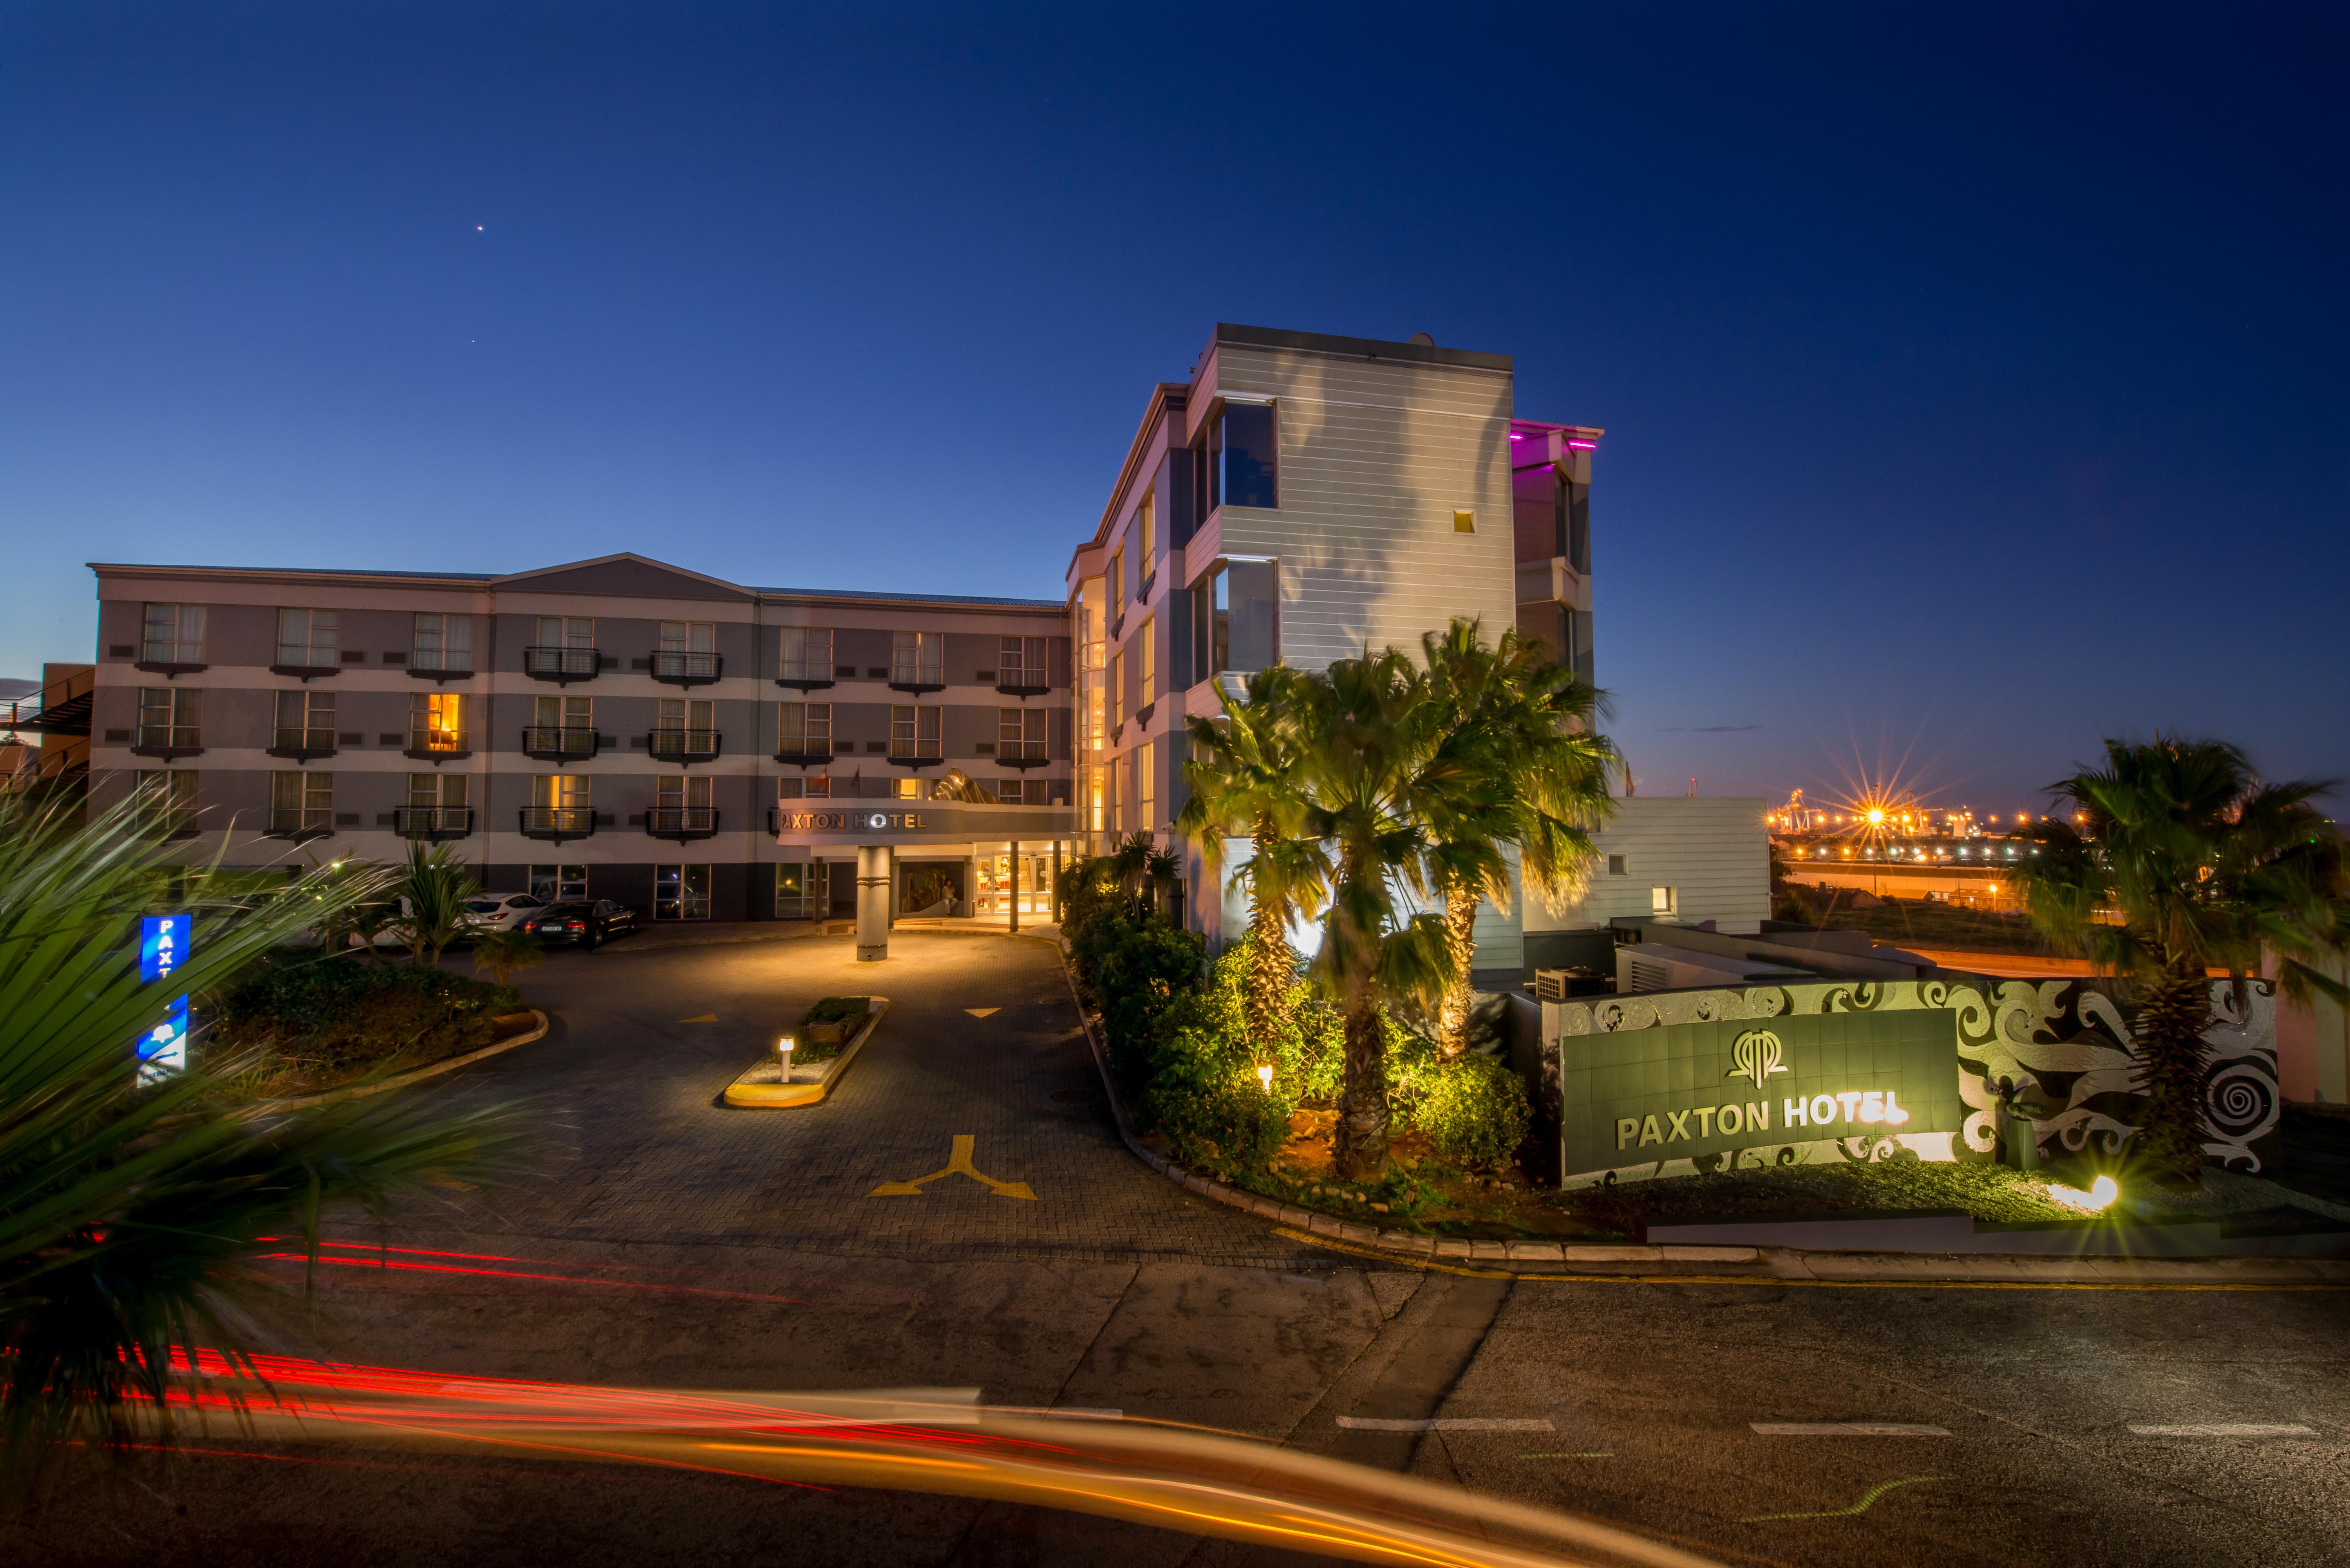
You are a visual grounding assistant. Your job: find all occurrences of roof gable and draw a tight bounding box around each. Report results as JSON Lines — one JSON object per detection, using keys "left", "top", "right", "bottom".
{"left": 493, "top": 553, "right": 752, "bottom": 603}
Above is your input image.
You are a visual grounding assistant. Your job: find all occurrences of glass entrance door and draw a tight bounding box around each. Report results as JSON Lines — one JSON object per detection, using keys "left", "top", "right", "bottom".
{"left": 974, "top": 851, "right": 1052, "bottom": 916}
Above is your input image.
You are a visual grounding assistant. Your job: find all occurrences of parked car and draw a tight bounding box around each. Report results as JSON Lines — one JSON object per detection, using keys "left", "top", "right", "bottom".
{"left": 462, "top": 892, "right": 548, "bottom": 934}
{"left": 521, "top": 899, "right": 639, "bottom": 950}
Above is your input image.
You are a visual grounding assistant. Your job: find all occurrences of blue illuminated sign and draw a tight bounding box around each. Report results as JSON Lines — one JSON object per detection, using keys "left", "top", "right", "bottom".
{"left": 139, "top": 913, "right": 192, "bottom": 986}
{"left": 137, "top": 994, "right": 189, "bottom": 1083}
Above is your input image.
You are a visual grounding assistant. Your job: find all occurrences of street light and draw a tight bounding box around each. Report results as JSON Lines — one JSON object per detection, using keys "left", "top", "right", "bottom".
{"left": 1257, "top": 1064, "right": 1274, "bottom": 1094}
{"left": 777, "top": 1033, "right": 796, "bottom": 1083}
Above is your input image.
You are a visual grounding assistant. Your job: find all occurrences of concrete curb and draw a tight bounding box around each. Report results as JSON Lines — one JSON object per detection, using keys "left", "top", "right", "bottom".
{"left": 1050, "top": 943, "right": 2350, "bottom": 1288}
{"left": 723, "top": 996, "right": 891, "bottom": 1108}
{"left": 254, "top": 1010, "right": 551, "bottom": 1113}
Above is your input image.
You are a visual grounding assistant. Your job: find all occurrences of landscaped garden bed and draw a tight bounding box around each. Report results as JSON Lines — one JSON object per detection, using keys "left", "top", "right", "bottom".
{"left": 211, "top": 952, "right": 528, "bottom": 1098}
{"left": 795, "top": 996, "right": 871, "bottom": 1064}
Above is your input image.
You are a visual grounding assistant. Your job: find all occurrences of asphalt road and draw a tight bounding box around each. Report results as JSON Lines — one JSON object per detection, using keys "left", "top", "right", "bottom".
{"left": 17, "top": 932, "right": 2349, "bottom": 1568}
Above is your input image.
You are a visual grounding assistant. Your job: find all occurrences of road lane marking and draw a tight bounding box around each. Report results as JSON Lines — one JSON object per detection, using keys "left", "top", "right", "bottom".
{"left": 2128, "top": 1423, "right": 2317, "bottom": 1437}
{"left": 1751, "top": 1423, "right": 1949, "bottom": 1436}
{"left": 678, "top": 1013, "right": 718, "bottom": 1023}
{"left": 1741, "top": 1475, "right": 1948, "bottom": 1522}
{"left": 1048, "top": 1407, "right": 1122, "bottom": 1420}
{"left": 1337, "top": 1417, "right": 1553, "bottom": 1432}
{"left": 869, "top": 1135, "right": 1037, "bottom": 1199}
{"left": 964, "top": 1008, "right": 1000, "bottom": 1017}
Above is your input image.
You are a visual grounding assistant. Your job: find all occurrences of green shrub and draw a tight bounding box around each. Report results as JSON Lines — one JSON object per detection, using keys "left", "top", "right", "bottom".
{"left": 805, "top": 995, "right": 868, "bottom": 1027}
{"left": 1082, "top": 910, "right": 1206, "bottom": 1090}
{"left": 1408, "top": 1052, "right": 1532, "bottom": 1169}
{"left": 213, "top": 956, "right": 521, "bottom": 1075}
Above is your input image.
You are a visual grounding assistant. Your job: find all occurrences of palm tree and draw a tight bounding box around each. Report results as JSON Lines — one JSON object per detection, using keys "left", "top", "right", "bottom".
{"left": 0, "top": 791, "right": 516, "bottom": 1481}
{"left": 471, "top": 927, "right": 544, "bottom": 989}
{"left": 2012, "top": 737, "right": 2347, "bottom": 1185}
{"left": 1417, "top": 620, "right": 1617, "bottom": 1058}
{"left": 393, "top": 842, "right": 479, "bottom": 968}
{"left": 1176, "top": 664, "right": 1327, "bottom": 1067}
{"left": 1291, "top": 651, "right": 1453, "bottom": 1179}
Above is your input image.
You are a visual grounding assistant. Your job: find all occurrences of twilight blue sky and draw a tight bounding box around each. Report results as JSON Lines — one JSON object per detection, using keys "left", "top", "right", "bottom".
{"left": 5, "top": 3, "right": 2344, "bottom": 811}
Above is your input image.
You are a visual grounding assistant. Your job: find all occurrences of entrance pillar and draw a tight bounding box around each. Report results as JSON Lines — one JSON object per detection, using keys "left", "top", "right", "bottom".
{"left": 1008, "top": 839, "right": 1021, "bottom": 934}
{"left": 855, "top": 844, "right": 890, "bottom": 961}
{"left": 1051, "top": 839, "right": 1063, "bottom": 923}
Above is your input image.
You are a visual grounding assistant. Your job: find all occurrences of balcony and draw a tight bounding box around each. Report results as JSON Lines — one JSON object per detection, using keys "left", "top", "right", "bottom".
{"left": 270, "top": 648, "right": 351, "bottom": 682}
{"left": 521, "top": 726, "right": 602, "bottom": 761}
{"left": 129, "top": 724, "right": 204, "bottom": 761}
{"left": 647, "top": 728, "right": 721, "bottom": 765}
{"left": 134, "top": 645, "right": 207, "bottom": 677}
{"left": 996, "top": 739, "right": 1050, "bottom": 770}
{"left": 644, "top": 807, "right": 719, "bottom": 841}
{"left": 393, "top": 806, "right": 474, "bottom": 841}
{"left": 887, "top": 741, "right": 943, "bottom": 769}
{"left": 267, "top": 726, "right": 339, "bottom": 761}
{"left": 264, "top": 808, "right": 333, "bottom": 842}
{"left": 519, "top": 807, "right": 598, "bottom": 842}
{"left": 405, "top": 657, "right": 474, "bottom": 684}
{"left": 648, "top": 650, "right": 722, "bottom": 686}
{"left": 774, "top": 662, "right": 835, "bottom": 692}
{"left": 994, "top": 670, "right": 1051, "bottom": 698}
{"left": 773, "top": 741, "right": 834, "bottom": 767}
{"left": 888, "top": 663, "right": 945, "bottom": 695}
{"left": 523, "top": 645, "right": 604, "bottom": 684}
{"left": 405, "top": 730, "right": 472, "bottom": 762}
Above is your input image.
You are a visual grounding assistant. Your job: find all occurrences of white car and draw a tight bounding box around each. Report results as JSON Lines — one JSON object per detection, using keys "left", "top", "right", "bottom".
{"left": 460, "top": 892, "right": 548, "bottom": 934}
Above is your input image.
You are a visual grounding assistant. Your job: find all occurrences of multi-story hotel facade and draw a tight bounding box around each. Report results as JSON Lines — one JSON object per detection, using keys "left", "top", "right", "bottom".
{"left": 68, "top": 324, "right": 1600, "bottom": 945}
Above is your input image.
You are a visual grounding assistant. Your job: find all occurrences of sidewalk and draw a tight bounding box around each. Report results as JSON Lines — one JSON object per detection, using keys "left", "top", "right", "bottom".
{"left": 606, "top": 916, "right": 1060, "bottom": 954}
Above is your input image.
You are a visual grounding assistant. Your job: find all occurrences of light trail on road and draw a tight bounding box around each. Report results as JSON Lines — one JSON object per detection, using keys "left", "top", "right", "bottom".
{"left": 145, "top": 1353, "right": 1722, "bottom": 1568}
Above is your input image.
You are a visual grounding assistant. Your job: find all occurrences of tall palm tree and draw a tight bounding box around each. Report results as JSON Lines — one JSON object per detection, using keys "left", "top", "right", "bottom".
{"left": 393, "top": 841, "right": 480, "bottom": 968}
{"left": 1176, "top": 664, "right": 1327, "bottom": 1065}
{"left": 1292, "top": 652, "right": 1453, "bottom": 1178}
{"left": 0, "top": 793, "right": 516, "bottom": 1481}
{"left": 1417, "top": 620, "right": 1618, "bottom": 1058}
{"left": 2012, "top": 737, "right": 2347, "bottom": 1185}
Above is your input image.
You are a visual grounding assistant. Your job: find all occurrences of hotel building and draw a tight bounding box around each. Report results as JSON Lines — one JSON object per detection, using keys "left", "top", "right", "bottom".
{"left": 68, "top": 324, "right": 1603, "bottom": 951}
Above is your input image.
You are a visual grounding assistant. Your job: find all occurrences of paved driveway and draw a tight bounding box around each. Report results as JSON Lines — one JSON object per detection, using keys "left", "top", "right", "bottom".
{"left": 431, "top": 928, "right": 1302, "bottom": 1268}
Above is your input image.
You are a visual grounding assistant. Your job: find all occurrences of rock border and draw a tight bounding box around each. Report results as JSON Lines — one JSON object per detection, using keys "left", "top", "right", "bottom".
{"left": 723, "top": 996, "right": 891, "bottom": 1108}
{"left": 254, "top": 1010, "right": 551, "bottom": 1113}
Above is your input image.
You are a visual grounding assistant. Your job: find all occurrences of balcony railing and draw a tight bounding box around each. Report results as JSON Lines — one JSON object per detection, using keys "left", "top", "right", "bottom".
{"left": 774, "top": 741, "right": 834, "bottom": 766}
{"left": 406, "top": 653, "right": 474, "bottom": 683}
{"left": 392, "top": 806, "right": 474, "bottom": 840}
{"left": 888, "top": 662, "right": 946, "bottom": 694}
{"left": 775, "top": 661, "right": 835, "bottom": 691}
{"left": 649, "top": 650, "right": 722, "bottom": 685}
{"left": 268, "top": 726, "right": 338, "bottom": 761}
{"left": 994, "top": 671, "right": 1051, "bottom": 697}
{"left": 645, "top": 807, "right": 719, "bottom": 840}
{"left": 887, "top": 739, "right": 943, "bottom": 768}
{"left": 2, "top": 667, "right": 95, "bottom": 736}
{"left": 519, "top": 807, "right": 597, "bottom": 842}
{"left": 130, "top": 724, "right": 204, "bottom": 760}
{"left": 405, "top": 729, "right": 471, "bottom": 761}
{"left": 997, "top": 739, "right": 1050, "bottom": 770}
{"left": 647, "top": 728, "right": 721, "bottom": 764}
{"left": 521, "top": 726, "right": 601, "bottom": 761}
{"left": 523, "top": 646, "right": 603, "bottom": 684}
{"left": 264, "top": 807, "right": 333, "bottom": 841}
{"left": 135, "top": 644, "right": 206, "bottom": 676}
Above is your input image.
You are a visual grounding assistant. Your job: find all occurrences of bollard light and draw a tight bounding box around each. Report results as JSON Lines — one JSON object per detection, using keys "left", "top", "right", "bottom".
{"left": 1257, "top": 1063, "right": 1274, "bottom": 1094}
{"left": 777, "top": 1034, "right": 796, "bottom": 1082}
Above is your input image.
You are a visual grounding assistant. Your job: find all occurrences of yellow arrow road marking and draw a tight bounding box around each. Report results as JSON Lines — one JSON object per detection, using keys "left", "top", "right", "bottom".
{"left": 964, "top": 1008, "right": 999, "bottom": 1017}
{"left": 678, "top": 1013, "right": 718, "bottom": 1023}
{"left": 870, "top": 1135, "right": 1036, "bottom": 1199}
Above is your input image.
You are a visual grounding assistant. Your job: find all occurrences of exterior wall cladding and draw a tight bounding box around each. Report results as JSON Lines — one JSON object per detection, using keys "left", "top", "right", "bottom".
{"left": 1065, "top": 324, "right": 1600, "bottom": 970}
{"left": 84, "top": 325, "right": 1598, "bottom": 940}
{"left": 85, "top": 555, "right": 1077, "bottom": 922}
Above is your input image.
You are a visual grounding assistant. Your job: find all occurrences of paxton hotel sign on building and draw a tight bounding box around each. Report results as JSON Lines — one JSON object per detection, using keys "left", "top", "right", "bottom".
{"left": 1551, "top": 988, "right": 1969, "bottom": 1183}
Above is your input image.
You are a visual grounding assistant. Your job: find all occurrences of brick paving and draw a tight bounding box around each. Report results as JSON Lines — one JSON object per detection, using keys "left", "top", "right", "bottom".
{"left": 418, "top": 930, "right": 1316, "bottom": 1268}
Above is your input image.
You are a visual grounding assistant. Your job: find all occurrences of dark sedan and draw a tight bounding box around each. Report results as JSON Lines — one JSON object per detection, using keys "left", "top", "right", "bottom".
{"left": 521, "top": 899, "right": 639, "bottom": 950}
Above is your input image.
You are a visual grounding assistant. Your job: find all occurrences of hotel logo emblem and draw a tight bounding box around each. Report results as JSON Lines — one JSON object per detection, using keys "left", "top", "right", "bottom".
{"left": 1726, "top": 1029, "right": 1789, "bottom": 1089}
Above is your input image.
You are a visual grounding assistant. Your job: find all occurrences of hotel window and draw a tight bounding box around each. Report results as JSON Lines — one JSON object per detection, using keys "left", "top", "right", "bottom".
{"left": 656, "top": 773, "right": 712, "bottom": 815}
{"left": 889, "top": 705, "right": 941, "bottom": 760}
{"left": 1198, "top": 399, "right": 1278, "bottom": 514}
{"left": 779, "top": 627, "right": 833, "bottom": 682}
{"left": 654, "top": 864, "right": 712, "bottom": 921}
{"left": 141, "top": 603, "right": 205, "bottom": 664}
{"left": 1110, "top": 650, "right": 1125, "bottom": 726}
{"left": 407, "top": 771, "right": 468, "bottom": 810}
{"left": 777, "top": 701, "right": 832, "bottom": 758}
{"left": 1651, "top": 886, "right": 1678, "bottom": 916}
{"left": 536, "top": 616, "right": 595, "bottom": 649}
{"left": 534, "top": 773, "right": 590, "bottom": 809}
{"left": 1113, "top": 753, "right": 1130, "bottom": 832}
{"left": 776, "top": 862, "right": 822, "bottom": 919}
{"left": 1137, "top": 741, "right": 1156, "bottom": 830}
{"left": 411, "top": 612, "right": 472, "bottom": 671}
{"left": 890, "top": 630, "right": 944, "bottom": 686}
{"left": 269, "top": 770, "right": 333, "bottom": 836}
{"left": 994, "top": 778, "right": 1030, "bottom": 806}
{"left": 999, "top": 636, "right": 1049, "bottom": 688}
{"left": 134, "top": 770, "right": 199, "bottom": 836}
{"left": 889, "top": 777, "right": 930, "bottom": 800}
{"left": 529, "top": 864, "right": 588, "bottom": 902}
{"left": 1110, "top": 547, "right": 1125, "bottom": 620}
{"left": 660, "top": 621, "right": 716, "bottom": 655}
{"left": 656, "top": 697, "right": 714, "bottom": 733}
{"left": 534, "top": 695, "right": 593, "bottom": 730}
{"left": 410, "top": 690, "right": 464, "bottom": 751}
{"left": 1139, "top": 616, "right": 1157, "bottom": 706}
{"left": 276, "top": 608, "right": 339, "bottom": 667}
{"left": 137, "top": 687, "right": 201, "bottom": 750}
{"left": 1085, "top": 765, "right": 1105, "bottom": 832}
{"left": 1137, "top": 490, "right": 1155, "bottom": 574}
{"left": 273, "top": 689, "right": 335, "bottom": 750}
{"left": 998, "top": 707, "right": 1046, "bottom": 762}
{"left": 776, "top": 772, "right": 833, "bottom": 800}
